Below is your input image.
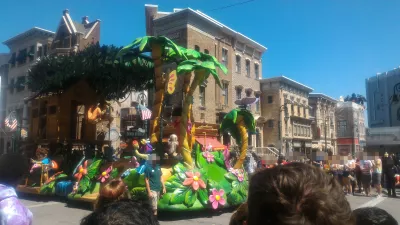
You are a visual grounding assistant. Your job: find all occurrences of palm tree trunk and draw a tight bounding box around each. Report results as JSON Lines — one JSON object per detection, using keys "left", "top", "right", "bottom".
{"left": 150, "top": 43, "right": 164, "bottom": 145}
{"left": 234, "top": 115, "right": 248, "bottom": 169}
{"left": 179, "top": 71, "right": 204, "bottom": 168}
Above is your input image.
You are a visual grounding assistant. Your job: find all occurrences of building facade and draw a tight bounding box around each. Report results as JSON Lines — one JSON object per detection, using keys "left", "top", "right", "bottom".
{"left": 308, "top": 93, "right": 337, "bottom": 154}
{"left": 145, "top": 5, "right": 267, "bottom": 146}
{"left": 0, "top": 54, "right": 10, "bottom": 154}
{"left": 2, "top": 27, "right": 55, "bottom": 152}
{"left": 335, "top": 100, "right": 366, "bottom": 156}
{"left": 260, "top": 76, "right": 313, "bottom": 156}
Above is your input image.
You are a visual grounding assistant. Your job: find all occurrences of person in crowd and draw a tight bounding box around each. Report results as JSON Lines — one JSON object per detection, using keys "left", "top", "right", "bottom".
{"left": 382, "top": 152, "right": 397, "bottom": 197}
{"left": 372, "top": 158, "right": 382, "bottom": 197}
{"left": 81, "top": 199, "right": 159, "bottom": 225}
{"left": 0, "top": 153, "right": 32, "bottom": 225}
{"left": 352, "top": 207, "right": 397, "bottom": 225}
{"left": 145, "top": 154, "right": 166, "bottom": 216}
{"left": 229, "top": 202, "right": 248, "bottom": 225}
{"left": 94, "top": 179, "right": 131, "bottom": 211}
{"left": 247, "top": 162, "right": 354, "bottom": 225}
{"left": 342, "top": 165, "right": 352, "bottom": 195}
{"left": 355, "top": 159, "right": 363, "bottom": 193}
{"left": 360, "top": 157, "right": 372, "bottom": 196}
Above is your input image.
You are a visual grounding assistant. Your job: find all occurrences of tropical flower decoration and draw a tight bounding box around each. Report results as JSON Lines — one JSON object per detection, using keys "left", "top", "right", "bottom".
{"left": 183, "top": 171, "right": 206, "bottom": 191}
{"left": 209, "top": 189, "right": 226, "bottom": 209}
{"left": 72, "top": 182, "right": 79, "bottom": 194}
{"left": 202, "top": 151, "right": 215, "bottom": 163}
{"left": 229, "top": 168, "right": 245, "bottom": 182}
{"left": 98, "top": 166, "right": 112, "bottom": 183}
{"left": 74, "top": 160, "right": 88, "bottom": 182}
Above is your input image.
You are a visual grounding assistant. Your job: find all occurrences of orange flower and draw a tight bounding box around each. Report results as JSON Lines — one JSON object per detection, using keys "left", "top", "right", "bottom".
{"left": 74, "top": 160, "right": 88, "bottom": 182}
{"left": 182, "top": 171, "right": 206, "bottom": 191}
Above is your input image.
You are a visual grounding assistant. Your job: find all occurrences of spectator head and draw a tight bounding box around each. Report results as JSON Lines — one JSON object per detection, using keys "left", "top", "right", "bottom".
{"left": 248, "top": 162, "right": 354, "bottom": 225}
{"left": 81, "top": 199, "right": 159, "bottom": 225}
{"left": 95, "top": 179, "right": 131, "bottom": 211}
{"left": 353, "top": 207, "right": 397, "bottom": 225}
{"left": 230, "top": 202, "right": 248, "bottom": 225}
{"left": 0, "top": 153, "right": 29, "bottom": 187}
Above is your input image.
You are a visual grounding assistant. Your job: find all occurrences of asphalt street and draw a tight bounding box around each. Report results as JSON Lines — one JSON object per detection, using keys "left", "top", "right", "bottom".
{"left": 19, "top": 190, "right": 400, "bottom": 225}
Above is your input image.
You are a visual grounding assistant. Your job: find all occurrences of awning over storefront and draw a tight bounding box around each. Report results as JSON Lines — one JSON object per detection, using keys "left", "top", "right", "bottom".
{"left": 195, "top": 136, "right": 225, "bottom": 151}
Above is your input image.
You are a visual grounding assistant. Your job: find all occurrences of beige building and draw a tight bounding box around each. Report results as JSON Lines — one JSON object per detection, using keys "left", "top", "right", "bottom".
{"left": 260, "top": 76, "right": 313, "bottom": 156}
{"left": 145, "top": 5, "right": 267, "bottom": 146}
{"left": 2, "top": 27, "right": 55, "bottom": 152}
{"left": 308, "top": 93, "right": 337, "bottom": 154}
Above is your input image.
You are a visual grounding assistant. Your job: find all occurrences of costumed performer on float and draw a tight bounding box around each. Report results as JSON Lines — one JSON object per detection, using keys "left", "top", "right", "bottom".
{"left": 30, "top": 148, "right": 58, "bottom": 183}
{"left": 134, "top": 140, "right": 151, "bottom": 174}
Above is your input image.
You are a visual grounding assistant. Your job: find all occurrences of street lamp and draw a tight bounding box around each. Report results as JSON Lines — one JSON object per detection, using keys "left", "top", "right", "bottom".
{"left": 278, "top": 104, "right": 289, "bottom": 156}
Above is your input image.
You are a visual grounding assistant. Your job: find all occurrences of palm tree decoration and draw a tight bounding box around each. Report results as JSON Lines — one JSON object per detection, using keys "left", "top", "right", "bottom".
{"left": 176, "top": 59, "right": 227, "bottom": 168}
{"left": 220, "top": 109, "right": 255, "bottom": 169}
{"left": 117, "top": 36, "right": 186, "bottom": 145}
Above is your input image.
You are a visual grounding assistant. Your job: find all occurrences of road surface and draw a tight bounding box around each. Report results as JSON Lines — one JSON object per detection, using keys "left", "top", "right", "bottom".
{"left": 19, "top": 190, "right": 400, "bottom": 225}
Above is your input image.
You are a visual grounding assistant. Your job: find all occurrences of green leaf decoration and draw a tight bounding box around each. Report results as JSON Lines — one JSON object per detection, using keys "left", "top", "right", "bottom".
{"left": 139, "top": 36, "right": 149, "bottom": 51}
{"left": 227, "top": 190, "right": 245, "bottom": 206}
{"left": 197, "top": 188, "right": 209, "bottom": 206}
{"left": 110, "top": 168, "right": 119, "bottom": 179}
{"left": 232, "top": 180, "right": 239, "bottom": 189}
{"left": 201, "top": 61, "right": 216, "bottom": 70}
{"left": 165, "top": 175, "right": 185, "bottom": 192}
{"left": 170, "top": 188, "right": 188, "bottom": 205}
{"left": 55, "top": 173, "right": 68, "bottom": 180}
{"left": 212, "top": 151, "right": 225, "bottom": 168}
{"left": 195, "top": 143, "right": 208, "bottom": 169}
{"left": 173, "top": 163, "right": 187, "bottom": 180}
{"left": 210, "top": 69, "right": 223, "bottom": 88}
{"left": 239, "top": 182, "right": 248, "bottom": 197}
{"left": 123, "top": 169, "right": 146, "bottom": 189}
{"left": 225, "top": 172, "right": 237, "bottom": 181}
{"left": 131, "top": 187, "right": 148, "bottom": 200}
{"left": 78, "top": 176, "right": 91, "bottom": 194}
{"left": 184, "top": 189, "right": 197, "bottom": 207}
{"left": 86, "top": 159, "right": 102, "bottom": 179}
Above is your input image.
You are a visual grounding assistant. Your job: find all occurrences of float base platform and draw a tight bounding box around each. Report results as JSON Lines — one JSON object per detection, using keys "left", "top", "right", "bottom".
{"left": 68, "top": 193, "right": 98, "bottom": 203}
{"left": 16, "top": 185, "right": 41, "bottom": 195}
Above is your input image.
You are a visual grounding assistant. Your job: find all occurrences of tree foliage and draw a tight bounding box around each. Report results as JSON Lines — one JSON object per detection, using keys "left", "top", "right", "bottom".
{"left": 28, "top": 43, "right": 155, "bottom": 101}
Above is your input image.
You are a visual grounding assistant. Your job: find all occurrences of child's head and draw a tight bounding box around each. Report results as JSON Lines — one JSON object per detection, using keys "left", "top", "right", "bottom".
{"left": 95, "top": 179, "right": 131, "bottom": 211}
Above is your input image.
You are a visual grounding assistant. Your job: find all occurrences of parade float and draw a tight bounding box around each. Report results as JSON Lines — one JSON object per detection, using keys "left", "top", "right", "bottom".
{"left": 18, "top": 36, "right": 258, "bottom": 211}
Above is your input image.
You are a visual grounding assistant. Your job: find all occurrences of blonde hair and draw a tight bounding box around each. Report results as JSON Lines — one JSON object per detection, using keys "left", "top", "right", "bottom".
{"left": 374, "top": 158, "right": 382, "bottom": 170}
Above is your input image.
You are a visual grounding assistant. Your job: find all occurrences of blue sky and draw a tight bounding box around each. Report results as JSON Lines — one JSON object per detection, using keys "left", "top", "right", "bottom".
{"left": 1, "top": 0, "right": 400, "bottom": 103}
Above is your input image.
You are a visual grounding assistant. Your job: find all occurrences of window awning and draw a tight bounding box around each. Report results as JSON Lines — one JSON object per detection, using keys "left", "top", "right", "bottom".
{"left": 195, "top": 136, "right": 225, "bottom": 151}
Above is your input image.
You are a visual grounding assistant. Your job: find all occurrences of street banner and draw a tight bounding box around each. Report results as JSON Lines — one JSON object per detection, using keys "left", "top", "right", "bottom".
{"left": 4, "top": 111, "right": 17, "bottom": 131}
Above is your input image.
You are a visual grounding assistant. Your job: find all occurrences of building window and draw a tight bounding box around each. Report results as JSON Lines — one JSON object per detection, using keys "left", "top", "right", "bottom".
{"left": 236, "top": 88, "right": 242, "bottom": 100}
{"left": 16, "top": 76, "right": 25, "bottom": 92}
{"left": 246, "top": 59, "right": 250, "bottom": 77}
{"left": 298, "top": 106, "right": 301, "bottom": 116}
{"left": 222, "top": 83, "right": 229, "bottom": 105}
{"left": 303, "top": 107, "right": 307, "bottom": 118}
{"left": 195, "top": 45, "right": 200, "bottom": 51}
{"left": 337, "top": 121, "right": 347, "bottom": 137}
{"left": 291, "top": 104, "right": 294, "bottom": 116}
{"left": 267, "top": 96, "right": 273, "bottom": 104}
{"left": 268, "top": 120, "right": 274, "bottom": 128}
{"left": 204, "top": 49, "right": 209, "bottom": 54}
{"left": 235, "top": 55, "right": 241, "bottom": 73}
{"left": 9, "top": 52, "right": 16, "bottom": 68}
{"left": 29, "top": 45, "right": 35, "bottom": 62}
{"left": 43, "top": 44, "right": 48, "bottom": 56}
{"left": 37, "top": 46, "right": 43, "bottom": 59}
{"left": 17, "top": 48, "right": 27, "bottom": 65}
{"left": 255, "top": 63, "right": 260, "bottom": 79}
{"left": 222, "top": 48, "right": 228, "bottom": 66}
{"left": 9, "top": 78, "right": 14, "bottom": 94}
{"left": 199, "top": 86, "right": 205, "bottom": 107}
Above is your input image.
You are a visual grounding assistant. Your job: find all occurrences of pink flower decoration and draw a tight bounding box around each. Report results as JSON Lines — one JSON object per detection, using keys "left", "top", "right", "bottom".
{"left": 74, "top": 160, "right": 88, "bottom": 182}
{"left": 202, "top": 151, "right": 215, "bottom": 163}
{"left": 182, "top": 171, "right": 206, "bottom": 191}
{"left": 209, "top": 189, "right": 226, "bottom": 209}
{"left": 237, "top": 173, "right": 244, "bottom": 182}
{"left": 98, "top": 166, "right": 112, "bottom": 183}
{"left": 229, "top": 168, "right": 244, "bottom": 182}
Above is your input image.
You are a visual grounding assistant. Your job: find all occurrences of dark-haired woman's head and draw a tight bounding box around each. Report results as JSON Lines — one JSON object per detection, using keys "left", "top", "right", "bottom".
{"left": 248, "top": 162, "right": 354, "bottom": 225}
{"left": 0, "top": 153, "right": 30, "bottom": 187}
{"left": 353, "top": 207, "right": 397, "bottom": 225}
{"left": 94, "top": 179, "right": 131, "bottom": 211}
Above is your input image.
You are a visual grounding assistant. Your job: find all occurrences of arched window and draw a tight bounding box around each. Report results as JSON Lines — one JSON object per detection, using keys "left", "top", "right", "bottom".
{"left": 194, "top": 45, "right": 200, "bottom": 51}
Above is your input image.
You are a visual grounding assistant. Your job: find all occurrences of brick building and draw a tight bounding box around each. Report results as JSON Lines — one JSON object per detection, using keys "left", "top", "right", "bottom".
{"left": 260, "top": 76, "right": 313, "bottom": 156}
{"left": 308, "top": 93, "right": 337, "bottom": 154}
{"left": 336, "top": 99, "right": 366, "bottom": 156}
{"left": 145, "top": 5, "right": 267, "bottom": 146}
